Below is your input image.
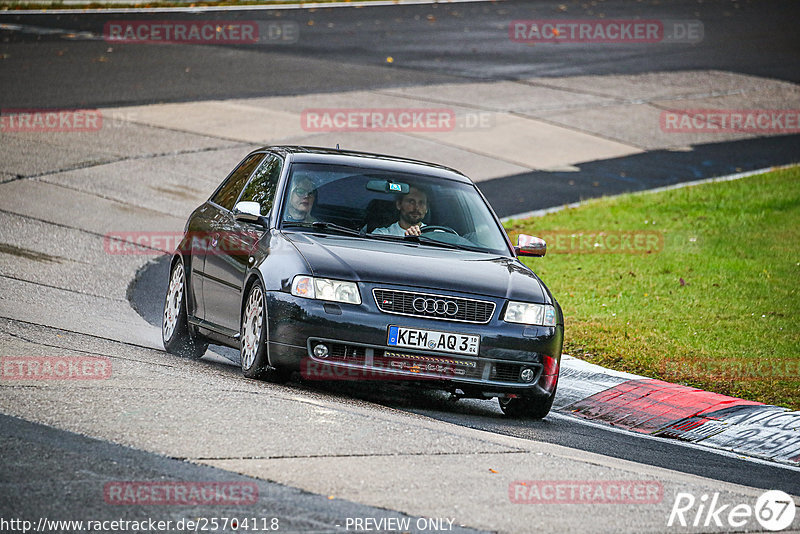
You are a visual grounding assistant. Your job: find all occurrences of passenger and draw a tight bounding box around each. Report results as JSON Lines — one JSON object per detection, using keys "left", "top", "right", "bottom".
{"left": 372, "top": 185, "right": 429, "bottom": 237}
{"left": 284, "top": 176, "right": 317, "bottom": 223}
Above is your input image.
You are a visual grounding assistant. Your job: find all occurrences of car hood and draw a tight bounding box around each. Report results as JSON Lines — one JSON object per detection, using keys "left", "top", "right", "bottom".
{"left": 282, "top": 232, "right": 549, "bottom": 303}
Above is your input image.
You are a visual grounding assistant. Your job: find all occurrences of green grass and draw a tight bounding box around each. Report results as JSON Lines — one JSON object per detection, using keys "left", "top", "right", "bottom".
{"left": 505, "top": 166, "right": 800, "bottom": 410}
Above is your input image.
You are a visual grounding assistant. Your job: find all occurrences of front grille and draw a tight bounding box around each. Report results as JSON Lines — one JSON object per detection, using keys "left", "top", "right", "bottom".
{"left": 373, "top": 289, "right": 495, "bottom": 324}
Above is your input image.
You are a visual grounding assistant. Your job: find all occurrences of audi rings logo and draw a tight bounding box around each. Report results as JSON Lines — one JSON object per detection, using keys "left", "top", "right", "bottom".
{"left": 413, "top": 297, "right": 458, "bottom": 316}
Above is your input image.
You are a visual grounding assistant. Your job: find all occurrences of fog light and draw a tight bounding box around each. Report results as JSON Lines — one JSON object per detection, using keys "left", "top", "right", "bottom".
{"left": 313, "top": 344, "right": 329, "bottom": 359}
{"left": 520, "top": 367, "right": 536, "bottom": 383}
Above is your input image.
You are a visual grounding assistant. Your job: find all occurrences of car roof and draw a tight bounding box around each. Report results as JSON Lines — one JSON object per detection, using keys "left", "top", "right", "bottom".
{"left": 257, "top": 145, "right": 473, "bottom": 184}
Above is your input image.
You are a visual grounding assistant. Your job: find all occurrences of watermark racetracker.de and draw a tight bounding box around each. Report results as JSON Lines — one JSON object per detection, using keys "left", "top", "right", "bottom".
{"left": 659, "top": 358, "right": 800, "bottom": 382}
{"left": 509, "top": 480, "right": 663, "bottom": 504}
{"left": 300, "top": 108, "right": 495, "bottom": 132}
{"left": 1, "top": 109, "right": 102, "bottom": 132}
{"left": 1, "top": 356, "right": 111, "bottom": 380}
{"left": 103, "top": 20, "right": 298, "bottom": 45}
{"left": 301, "top": 352, "right": 475, "bottom": 382}
{"left": 0, "top": 516, "right": 279, "bottom": 532}
{"left": 0, "top": 109, "right": 140, "bottom": 132}
{"left": 103, "top": 231, "right": 261, "bottom": 256}
{"left": 109, "top": 229, "right": 663, "bottom": 256}
{"left": 509, "top": 19, "right": 703, "bottom": 44}
{"left": 103, "top": 481, "right": 258, "bottom": 506}
{"left": 660, "top": 109, "right": 800, "bottom": 134}
{"left": 525, "top": 230, "right": 664, "bottom": 254}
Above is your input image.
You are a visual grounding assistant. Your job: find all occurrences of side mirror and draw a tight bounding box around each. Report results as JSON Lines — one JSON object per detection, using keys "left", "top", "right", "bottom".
{"left": 515, "top": 234, "right": 546, "bottom": 257}
{"left": 233, "top": 201, "right": 262, "bottom": 223}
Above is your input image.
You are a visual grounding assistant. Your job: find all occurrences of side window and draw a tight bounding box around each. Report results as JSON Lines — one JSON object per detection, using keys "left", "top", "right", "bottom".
{"left": 237, "top": 154, "right": 283, "bottom": 216}
{"left": 210, "top": 153, "right": 264, "bottom": 211}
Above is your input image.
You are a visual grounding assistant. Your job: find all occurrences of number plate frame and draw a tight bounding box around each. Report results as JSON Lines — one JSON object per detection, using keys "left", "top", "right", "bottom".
{"left": 387, "top": 326, "right": 480, "bottom": 356}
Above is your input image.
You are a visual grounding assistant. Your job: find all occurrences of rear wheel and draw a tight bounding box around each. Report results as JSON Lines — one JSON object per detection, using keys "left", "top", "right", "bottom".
{"left": 498, "top": 388, "right": 556, "bottom": 419}
{"left": 240, "top": 281, "right": 290, "bottom": 382}
{"left": 162, "top": 260, "right": 208, "bottom": 360}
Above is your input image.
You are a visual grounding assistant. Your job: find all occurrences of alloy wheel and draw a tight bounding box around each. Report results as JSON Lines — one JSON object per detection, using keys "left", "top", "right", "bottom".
{"left": 241, "top": 285, "right": 264, "bottom": 370}
{"left": 163, "top": 262, "right": 184, "bottom": 342}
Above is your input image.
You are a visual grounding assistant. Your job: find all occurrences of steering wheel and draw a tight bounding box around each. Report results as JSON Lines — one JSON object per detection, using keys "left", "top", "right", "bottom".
{"left": 421, "top": 225, "right": 459, "bottom": 235}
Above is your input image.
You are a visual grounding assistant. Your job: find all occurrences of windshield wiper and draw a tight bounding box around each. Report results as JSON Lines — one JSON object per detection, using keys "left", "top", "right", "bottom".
{"left": 402, "top": 235, "right": 474, "bottom": 252}
{"left": 416, "top": 235, "right": 491, "bottom": 253}
{"left": 283, "top": 221, "right": 363, "bottom": 237}
{"left": 361, "top": 231, "right": 484, "bottom": 252}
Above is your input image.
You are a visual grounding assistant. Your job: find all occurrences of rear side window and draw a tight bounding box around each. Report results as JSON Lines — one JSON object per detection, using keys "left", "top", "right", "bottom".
{"left": 210, "top": 153, "right": 264, "bottom": 211}
{"left": 238, "top": 154, "right": 283, "bottom": 216}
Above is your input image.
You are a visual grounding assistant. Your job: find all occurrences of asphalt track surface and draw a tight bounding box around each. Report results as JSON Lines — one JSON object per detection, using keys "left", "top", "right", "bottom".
{"left": 2, "top": 0, "right": 800, "bottom": 531}
{"left": 2, "top": 0, "right": 800, "bottom": 109}
{"left": 1, "top": 1, "right": 798, "bottom": 216}
{"left": 3, "top": 413, "right": 485, "bottom": 533}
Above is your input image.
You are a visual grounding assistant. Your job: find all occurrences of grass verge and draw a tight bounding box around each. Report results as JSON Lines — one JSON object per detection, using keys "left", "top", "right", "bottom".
{"left": 505, "top": 166, "right": 800, "bottom": 410}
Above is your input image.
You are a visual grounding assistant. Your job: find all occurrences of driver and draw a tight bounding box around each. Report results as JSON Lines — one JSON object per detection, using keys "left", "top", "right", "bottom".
{"left": 372, "top": 185, "right": 428, "bottom": 236}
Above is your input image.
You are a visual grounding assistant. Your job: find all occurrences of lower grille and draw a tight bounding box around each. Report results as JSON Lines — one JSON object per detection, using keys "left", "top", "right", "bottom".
{"left": 326, "top": 343, "right": 366, "bottom": 364}
{"left": 493, "top": 362, "right": 523, "bottom": 382}
{"left": 308, "top": 340, "right": 541, "bottom": 385}
{"left": 491, "top": 362, "right": 543, "bottom": 383}
{"left": 374, "top": 349, "right": 482, "bottom": 380}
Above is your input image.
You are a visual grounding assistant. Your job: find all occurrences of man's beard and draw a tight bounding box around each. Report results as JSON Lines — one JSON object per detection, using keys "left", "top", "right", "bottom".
{"left": 403, "top": 212, "right": 423, "bottom": 225}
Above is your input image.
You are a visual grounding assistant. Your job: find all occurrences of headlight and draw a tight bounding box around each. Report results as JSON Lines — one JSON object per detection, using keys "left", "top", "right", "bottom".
{"left": 503, "top": 301, "right": 556, "bottom": 326}
{"left": 291, "top": 275, "right": 361, "bottom": 305}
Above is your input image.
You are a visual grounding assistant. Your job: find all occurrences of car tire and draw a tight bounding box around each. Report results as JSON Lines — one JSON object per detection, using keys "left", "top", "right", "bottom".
{"left": 162, "top": 260, "right": 208, "bottom": 360}
{"left": 240, "top": 281, "right": 290, "bottom": 382}
{"left": 498, "top": 388, "right": 556, "bottom": 419}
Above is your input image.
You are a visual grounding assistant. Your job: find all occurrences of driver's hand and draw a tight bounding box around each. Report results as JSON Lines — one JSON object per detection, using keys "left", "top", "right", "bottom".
{"left": 404, "top": 225, "right": 422, "bottom": 236}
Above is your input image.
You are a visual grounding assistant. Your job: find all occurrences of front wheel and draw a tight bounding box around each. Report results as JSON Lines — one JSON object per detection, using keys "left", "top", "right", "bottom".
{"left": 240, "top": 281, "right": 290, "bottom": 382}
{"left": 162, "top": 260, "right": 208, "bottom": 360}
{"left": 498, "top": 389, "right": 556, "bottom": 419}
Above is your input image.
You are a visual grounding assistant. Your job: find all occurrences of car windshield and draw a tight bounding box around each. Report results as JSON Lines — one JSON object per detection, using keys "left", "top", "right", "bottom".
{"left": 279, "top": 162, "right": 511, "bottom": 255}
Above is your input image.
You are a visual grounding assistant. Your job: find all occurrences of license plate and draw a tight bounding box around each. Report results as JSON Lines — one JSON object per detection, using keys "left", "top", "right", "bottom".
{"left": 387, "top": 326, "right": 479, "bottom": 356}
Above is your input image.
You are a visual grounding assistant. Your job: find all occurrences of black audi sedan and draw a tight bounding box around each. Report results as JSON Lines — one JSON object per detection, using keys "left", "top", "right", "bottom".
{"left": 162, "top": 146, "right": 563, "bottom": 418}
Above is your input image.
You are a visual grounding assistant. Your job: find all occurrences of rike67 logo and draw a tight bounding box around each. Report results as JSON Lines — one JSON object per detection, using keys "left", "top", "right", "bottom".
{"left": 668, "top": 490, "right": 796, "bottom": 531}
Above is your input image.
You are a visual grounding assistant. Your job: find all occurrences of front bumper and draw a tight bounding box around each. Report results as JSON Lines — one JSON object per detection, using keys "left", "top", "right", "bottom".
{"left": 264, "top": 285, "right": 563, "bottom": 398}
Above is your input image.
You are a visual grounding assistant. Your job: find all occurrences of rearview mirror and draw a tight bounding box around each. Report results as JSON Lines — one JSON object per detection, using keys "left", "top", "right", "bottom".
{"left": 366, "top": 179, "right": 410, "bottom": 194}
{"left": 232, "top": 201, "right": 262, "bottom": 223}
{"left": 515, "top": 234, "right": 546, "bottom": 257}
